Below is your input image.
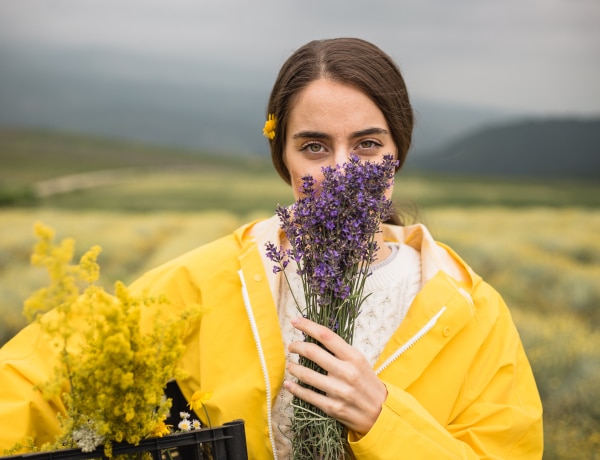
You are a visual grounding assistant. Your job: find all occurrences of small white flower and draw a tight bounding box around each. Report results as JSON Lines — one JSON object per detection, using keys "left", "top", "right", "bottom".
{"left": 72, "top": 423, "right": 105, "bottom": 453}
{"left": 178, "top": 420, "right": 192, "bottom": 431}
{"left": 192, "top": 419, "right": 201, "bottom": 430}
{"left": 179, "top": 411, "right": 190, "bottom": 420}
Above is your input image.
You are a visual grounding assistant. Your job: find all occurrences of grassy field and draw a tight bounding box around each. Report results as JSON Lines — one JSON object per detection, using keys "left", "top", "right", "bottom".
{"left": 2, "top": 205, "right": 599, "bottom": 459}
{"left": 1, "top": 129, "right": 599, "bottom": 458}
{"left": 2, "top": 127, "right": 600, "bottom": 211}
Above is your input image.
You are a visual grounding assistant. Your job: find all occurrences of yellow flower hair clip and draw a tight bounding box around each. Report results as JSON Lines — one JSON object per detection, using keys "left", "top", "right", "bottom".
{"left": 263, "top": 114, "right": 277, "bottom": 140}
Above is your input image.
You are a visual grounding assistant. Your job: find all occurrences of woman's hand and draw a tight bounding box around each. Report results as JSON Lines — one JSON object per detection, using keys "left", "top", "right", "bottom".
{"left": 283, "top": 316, "right": 388, "bottom": 435}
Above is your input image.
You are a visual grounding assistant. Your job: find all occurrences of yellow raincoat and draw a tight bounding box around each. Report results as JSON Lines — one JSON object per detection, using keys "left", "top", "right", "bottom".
{"left": 0, "top": 217, "right": 543, "bottom": 458}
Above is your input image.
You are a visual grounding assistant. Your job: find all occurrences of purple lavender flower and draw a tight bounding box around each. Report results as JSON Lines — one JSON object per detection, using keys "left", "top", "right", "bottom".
{"left": 265, "top": 153, "right": 397, "bottom": 459}
{"left": 267, "top": 153, "right": 396, "bottom": 330}
{"left": 264, "top": 242, "right": 290, "bottom": 274}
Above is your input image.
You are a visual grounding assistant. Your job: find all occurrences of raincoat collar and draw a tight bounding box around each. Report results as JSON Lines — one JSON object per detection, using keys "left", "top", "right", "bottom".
{"left": 236, "top": 216, "right": 479, "bottom": 298}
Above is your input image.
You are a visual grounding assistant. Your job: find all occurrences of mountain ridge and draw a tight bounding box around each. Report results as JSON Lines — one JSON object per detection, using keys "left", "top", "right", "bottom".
{"left": 406, "top": 117, "right": 600, "bottom": 179}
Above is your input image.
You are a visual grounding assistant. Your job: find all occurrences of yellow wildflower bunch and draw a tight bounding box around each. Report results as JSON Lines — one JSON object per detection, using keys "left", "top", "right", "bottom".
{"left": 22, "top": 223, "right": 198, "bottom": 457}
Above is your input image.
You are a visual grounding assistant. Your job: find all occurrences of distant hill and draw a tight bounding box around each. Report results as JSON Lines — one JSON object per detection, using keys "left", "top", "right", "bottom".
{"left": 0, "top": 128, "right": 271, "bottom": 185}
{"left": 406, "top": 118, "right": 600, "bottom": 179}
{"left": 1, "top": 127, "right": 599, "bottom": 210}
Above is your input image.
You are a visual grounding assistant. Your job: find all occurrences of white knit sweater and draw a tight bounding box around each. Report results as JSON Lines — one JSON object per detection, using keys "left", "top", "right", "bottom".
{"left": 272, "top": 242, "right": 422, "bottom": 458}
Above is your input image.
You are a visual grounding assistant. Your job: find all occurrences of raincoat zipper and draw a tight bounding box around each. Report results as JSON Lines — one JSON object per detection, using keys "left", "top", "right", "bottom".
{"left": 238, "top": 270, "right": 279, "bottom": 460}
{"left": 375, "top": 306, "right": 447, "bottom": 375}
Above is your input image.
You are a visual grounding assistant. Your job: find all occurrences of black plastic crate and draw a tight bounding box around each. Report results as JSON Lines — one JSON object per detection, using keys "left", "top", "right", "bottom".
{"left": 1, "top": 420, "right": 248, "bottom": 460}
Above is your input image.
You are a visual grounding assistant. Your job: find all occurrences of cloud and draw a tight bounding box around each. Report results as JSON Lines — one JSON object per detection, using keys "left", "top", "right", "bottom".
{"left": 0, "top": 0, "right": 599, "bottom": 114}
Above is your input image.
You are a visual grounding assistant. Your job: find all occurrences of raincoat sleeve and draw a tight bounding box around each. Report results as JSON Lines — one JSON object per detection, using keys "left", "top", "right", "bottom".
{"left": 0, "top": 321, "right": 66, "bottom": 451}
{"left": 348, "top": 286, "right": 543, "bottom": 459}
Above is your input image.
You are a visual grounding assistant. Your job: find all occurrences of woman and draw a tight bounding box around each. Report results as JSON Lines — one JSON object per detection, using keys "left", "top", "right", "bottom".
{"left": 0, "top": 38, "right": 543, "bottom": 459}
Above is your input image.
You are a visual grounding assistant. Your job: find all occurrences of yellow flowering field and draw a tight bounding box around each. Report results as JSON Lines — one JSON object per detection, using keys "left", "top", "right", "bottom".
{"left": 0, "top": 206, "right": 598, "bottom": 458}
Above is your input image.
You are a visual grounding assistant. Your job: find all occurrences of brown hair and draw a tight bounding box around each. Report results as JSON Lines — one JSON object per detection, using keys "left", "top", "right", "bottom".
{"left": 266, "top": 37, "right": 414, "bottom": 186}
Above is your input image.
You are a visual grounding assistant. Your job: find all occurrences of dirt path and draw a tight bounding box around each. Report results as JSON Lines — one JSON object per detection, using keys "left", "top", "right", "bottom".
{"left": 34, "top": 165, "right": 210, "bottom": 197}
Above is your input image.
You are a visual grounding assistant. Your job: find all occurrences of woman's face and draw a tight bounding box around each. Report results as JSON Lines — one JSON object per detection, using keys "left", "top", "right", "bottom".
{"left": 283, "top": 78, "right": 397, "bottom": 200}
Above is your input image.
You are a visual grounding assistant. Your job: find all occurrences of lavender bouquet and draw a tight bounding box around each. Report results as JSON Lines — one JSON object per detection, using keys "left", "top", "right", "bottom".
{"left": 266, "top": 154, "right": 397, "bottom": 459}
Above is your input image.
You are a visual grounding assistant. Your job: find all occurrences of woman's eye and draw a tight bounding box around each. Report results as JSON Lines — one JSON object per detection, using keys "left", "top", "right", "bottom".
{"left": 358, "top": 140, "right": 379, "bottom": 149}
{"left": 301, "top": 142, "right": 325, "bottom": 154}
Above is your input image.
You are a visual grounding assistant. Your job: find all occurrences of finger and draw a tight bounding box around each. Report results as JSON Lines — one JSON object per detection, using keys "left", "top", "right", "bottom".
{"left": 290, "top": 316, "right": 354, "bottom": 360}
{"left": 284, "top": 369, "right": 383, "bottom": 434}
{"left": 286, "top": 359, "right": 332, "bottom": 395}
{"left": 283, "top": 377, "right": 335, "bottom": 416}
{"left": 288, "top": 340, "right": 341, "bottom": 374}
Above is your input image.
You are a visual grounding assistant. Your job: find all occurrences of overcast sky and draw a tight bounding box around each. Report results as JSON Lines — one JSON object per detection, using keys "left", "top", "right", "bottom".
{"left": 1, "top": 0, "right": 599, "bottom": 116}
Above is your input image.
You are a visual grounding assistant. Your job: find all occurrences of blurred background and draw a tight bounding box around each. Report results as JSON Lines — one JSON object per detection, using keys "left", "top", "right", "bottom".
{"left": 1, "top": 1, "right": 599, "bottom": 458}
{"left": 1, "top": 0, "right": 599, "bottom": 158}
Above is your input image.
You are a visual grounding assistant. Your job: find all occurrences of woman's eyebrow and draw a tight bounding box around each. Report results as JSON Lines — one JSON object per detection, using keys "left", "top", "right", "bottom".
{"left": 292, "top": 127, "right": 389, "bottom": 140}
{"left": 351, "top": 127, "right": 389, "bottom": 137}
{"left": 292, "top": 130, "right": 330, "bottom": 140}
